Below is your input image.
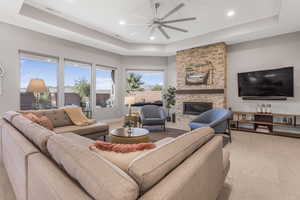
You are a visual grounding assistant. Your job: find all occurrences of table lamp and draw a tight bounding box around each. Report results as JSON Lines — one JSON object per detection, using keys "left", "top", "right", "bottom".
{"left": 27, "top": 79, "right": 48, "bottom": 109}
{"left": 125, "top": 96, "right": 135, "bottom": 116}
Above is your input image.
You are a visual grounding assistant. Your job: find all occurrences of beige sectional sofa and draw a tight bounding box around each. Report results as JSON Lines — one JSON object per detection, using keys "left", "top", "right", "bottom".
{"left": 0, "top": 111, "right": 230, "bottom": 200}
{"left": 20, "top": 108, "right": 109, "bottom": 140}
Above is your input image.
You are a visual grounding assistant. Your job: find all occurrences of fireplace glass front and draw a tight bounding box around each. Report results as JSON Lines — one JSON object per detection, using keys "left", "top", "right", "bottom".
{"left": 183, "top": 102, "right": 213, "bottom": 115}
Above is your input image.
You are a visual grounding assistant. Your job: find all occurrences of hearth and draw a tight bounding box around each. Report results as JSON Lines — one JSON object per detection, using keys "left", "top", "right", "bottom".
{"left": 183, "top": 102, "right": 213, "bottom": 115}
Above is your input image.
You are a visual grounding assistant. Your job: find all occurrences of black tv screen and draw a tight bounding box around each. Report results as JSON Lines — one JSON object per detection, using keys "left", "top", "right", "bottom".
{"left": 238, "top": 67, "right": 294, "bottom": 97}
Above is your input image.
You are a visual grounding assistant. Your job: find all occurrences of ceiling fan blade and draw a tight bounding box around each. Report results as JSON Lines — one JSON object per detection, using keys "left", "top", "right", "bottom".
{"left": 160, "top": 24, "right": 188, "bottom": 32}
{"left": 158, "top": 26, "right": 170, "bottom": 39}
{"left": 161, "top": 17, "right": 197, "bottom": 24}
{"left": 161, "top": 3, "right": 185, "bottom": 20}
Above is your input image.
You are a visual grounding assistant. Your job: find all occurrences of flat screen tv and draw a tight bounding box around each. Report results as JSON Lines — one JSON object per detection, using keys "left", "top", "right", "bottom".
{"left": 238, "top": 67, "right": 294, "bottom": 99}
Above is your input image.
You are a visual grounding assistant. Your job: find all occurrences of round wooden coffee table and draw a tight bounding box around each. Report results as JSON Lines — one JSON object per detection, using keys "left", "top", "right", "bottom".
{"left": 110, "top": 128, "right": 150, "bottom": 144}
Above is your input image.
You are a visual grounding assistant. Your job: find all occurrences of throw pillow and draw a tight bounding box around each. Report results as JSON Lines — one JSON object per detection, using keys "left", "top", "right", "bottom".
{"left": 90, "top": 141, "right": 156, "bottom": 153}
{"left": 38, "top": 116, "right": 54, "bottom": 131}
{"left": 23, "top": 113, "right": 40, "bottom": 123}
{"left": 23, "top": 113, "right": 54, "bottom": 131}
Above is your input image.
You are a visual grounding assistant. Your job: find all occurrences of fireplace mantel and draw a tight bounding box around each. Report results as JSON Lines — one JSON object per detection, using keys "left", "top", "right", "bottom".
{"left": 176, "top": 89, "right": 225, "bottom": 95}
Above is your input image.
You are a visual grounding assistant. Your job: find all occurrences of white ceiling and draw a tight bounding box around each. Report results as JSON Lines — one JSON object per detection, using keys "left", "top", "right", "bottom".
{"left": 0, "top": 0, "right": 300, "bottom": 56}
{"left": 24, "top": 0, "right": 281, "bottom": 44}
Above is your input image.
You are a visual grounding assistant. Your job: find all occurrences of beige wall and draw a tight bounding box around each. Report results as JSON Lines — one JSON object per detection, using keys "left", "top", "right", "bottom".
{"left": 167, "top": 31, "right": 300, "bottom": 115}
{"left": 227, "top": 32, "right": 300, "bottom": 114}
{"left": 0, "top": 22, "right": 168, "bottom": 120}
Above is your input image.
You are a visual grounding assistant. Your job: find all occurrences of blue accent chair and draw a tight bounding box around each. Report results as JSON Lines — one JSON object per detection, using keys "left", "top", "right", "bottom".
{"left": 190, "top": 109, "right": 233, "bottom": 141}
{"left": 140, "top": 105, "right": 167, "bottom": 131}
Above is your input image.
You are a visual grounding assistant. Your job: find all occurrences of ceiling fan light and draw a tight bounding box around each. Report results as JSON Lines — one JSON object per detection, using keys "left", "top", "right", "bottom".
{"left": 119, "top": 20, "right": 126, "bottom": 25}
{"left": 227, "top": 10, "right": 235, "bottom": 17}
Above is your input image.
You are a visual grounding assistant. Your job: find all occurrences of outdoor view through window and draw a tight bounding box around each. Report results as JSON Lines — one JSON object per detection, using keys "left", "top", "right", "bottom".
{"left": 126, "top": 70, "right": 164, "bottom": 104}
{"left": 64, "top": 60, "right": 91, "bottom": 111}
{"left": 96, "top": 67, "right": 115, "bottom": 108}
{"left": 20, "top": 53, "right": 58, "bottom": 110}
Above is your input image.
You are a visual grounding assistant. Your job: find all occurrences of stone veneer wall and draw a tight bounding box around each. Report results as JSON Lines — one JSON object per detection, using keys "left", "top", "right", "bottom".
{"left": 176, "top": 42, "right": 227, "bottom": 126}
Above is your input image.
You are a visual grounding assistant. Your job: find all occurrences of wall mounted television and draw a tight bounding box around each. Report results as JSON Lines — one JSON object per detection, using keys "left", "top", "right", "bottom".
{"left": 238, "top": 67, "right": 294, "bottom": 100}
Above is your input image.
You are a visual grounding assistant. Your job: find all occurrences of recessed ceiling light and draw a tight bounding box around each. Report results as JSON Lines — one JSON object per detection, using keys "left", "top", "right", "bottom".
{"left": 227, "top": 10, "right": 235, "bottom": 17}
{"left": 150, "top": 36, "right": 155, "bottom": 40}
{"left": 119, "top": 20, "right": 126, "bottom": 25}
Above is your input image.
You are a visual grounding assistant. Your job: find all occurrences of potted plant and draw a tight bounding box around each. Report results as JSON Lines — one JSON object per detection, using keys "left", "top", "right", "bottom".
{"left": 163, "top": 87, "right": 176, "bottom": 122}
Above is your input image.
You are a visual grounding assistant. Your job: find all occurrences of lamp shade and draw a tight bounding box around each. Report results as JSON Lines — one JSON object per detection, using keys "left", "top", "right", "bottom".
{"left": 26, "top": 79, "right": 48, "bottom": 93}
{"left": 125, "top": 96, "right": 135, "bottom": 105}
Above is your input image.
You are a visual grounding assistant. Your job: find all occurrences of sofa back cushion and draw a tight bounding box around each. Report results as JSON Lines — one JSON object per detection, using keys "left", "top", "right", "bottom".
{"left": 47, "top": 134, "right": 139, "bottom": 200}
{"left": 127, "top": 127, "right": 214, "bottom": 193}
{"left": 20, "top": 109, "right": 73, "bottom": 128}
{"left": 11, "top": 115, "right": 55, "bottom": 154}
{"left": 2, "top": 111, "right": 20, "bottom": 122}
{"left": 1, "top": 121, "right": 39, "bottom": 200}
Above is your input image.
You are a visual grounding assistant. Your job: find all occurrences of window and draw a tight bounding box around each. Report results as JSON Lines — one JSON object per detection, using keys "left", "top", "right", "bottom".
{"left": 20, "top": 52, "right": 58, "bottom": 110}
{"left": 64, "top": 60, "right": 91, "bottom": 110}
{"left": 96, "top": 66, "right": 115, "bottom": 108}
{"left": 126, "top": 70, "right": 164, "bottom": 103}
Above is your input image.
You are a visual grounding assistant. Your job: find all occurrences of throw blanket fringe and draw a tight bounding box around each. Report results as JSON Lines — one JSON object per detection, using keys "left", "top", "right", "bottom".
{"left": 62, "top": 106, "right": 96, "bottom": 126}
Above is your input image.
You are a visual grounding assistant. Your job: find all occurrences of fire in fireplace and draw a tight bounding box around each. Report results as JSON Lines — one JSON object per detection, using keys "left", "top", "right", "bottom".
{"left": 183, "top": 102, "right": 213, "bottom": 115}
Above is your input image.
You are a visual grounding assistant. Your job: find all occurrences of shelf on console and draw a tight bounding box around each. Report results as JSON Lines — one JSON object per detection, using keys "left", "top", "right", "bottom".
{"left": 230, "top": 111, "right": 300, "bottom": 138}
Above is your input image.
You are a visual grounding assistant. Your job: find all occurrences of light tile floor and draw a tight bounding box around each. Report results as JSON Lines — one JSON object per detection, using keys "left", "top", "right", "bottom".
{"left": 1, "top": 129, "right": 300, "bottom": 200}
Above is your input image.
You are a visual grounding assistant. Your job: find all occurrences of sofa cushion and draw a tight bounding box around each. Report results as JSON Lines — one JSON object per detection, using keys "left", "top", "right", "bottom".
{"left": 223, "top": 150, "right": 230, "bottom": 176}
{"left": 61, "top": 133, "right": 174, "bottom": 172}
{"left": 47, "top": 134, "right": 139, "bottom": 200}
{"left": 127, "top": 127, "right": 214, "bottom": 193}
{"left": 92, "top": 148, "right": 148, "bottom": 171}
{"left": 60, "top": 133, "right": 149, "bottom": 171}
{"left": 53, "top": 122, "right": 108, "bottom": 135}
{"left": 1, "top": 121, "right": 39, "bottom": 200}
{"left": 20, "top": 109, "right": 73, "bottom": 128}
{"left": 2, "top": 111, "right": 20, "bottom": 122}
{"left": 11, "top": 115, "right": 55, "bottom": 154}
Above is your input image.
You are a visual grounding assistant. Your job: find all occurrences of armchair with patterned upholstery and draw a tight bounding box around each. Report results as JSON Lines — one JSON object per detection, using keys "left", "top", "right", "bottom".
{"left": 140, "top": 105, "right": 166, "bottom": 131}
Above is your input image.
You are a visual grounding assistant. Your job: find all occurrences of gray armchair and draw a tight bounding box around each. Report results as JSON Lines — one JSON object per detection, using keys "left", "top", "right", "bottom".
{"left": 190, "top": 109, "right": 233, "bottom": 141}
{"left": 140, "top": 105, "right": 166, "bottom": 131}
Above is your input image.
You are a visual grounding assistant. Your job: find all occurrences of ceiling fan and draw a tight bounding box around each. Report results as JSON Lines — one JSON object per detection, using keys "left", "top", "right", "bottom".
{"left": 126, "top": 2, "right": 197, "bottom": 39}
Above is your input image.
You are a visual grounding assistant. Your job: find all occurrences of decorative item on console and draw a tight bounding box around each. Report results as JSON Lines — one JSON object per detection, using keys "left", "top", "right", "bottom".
{"left": 256, "top": 104, "right": 272, "bottom": 113}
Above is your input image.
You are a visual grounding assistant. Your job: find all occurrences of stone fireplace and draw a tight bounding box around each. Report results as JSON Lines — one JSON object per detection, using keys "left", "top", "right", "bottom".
{"left": 175, "top": 43, "right": 227, "bottom": 125}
